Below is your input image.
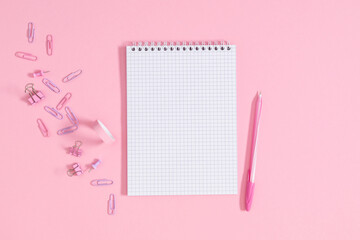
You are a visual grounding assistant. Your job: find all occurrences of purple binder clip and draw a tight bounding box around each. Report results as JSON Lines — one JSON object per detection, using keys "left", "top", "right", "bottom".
{"left": 69, "top": 141, "right": 82, "bottom": 157}
{"left": 67, "top": 163, "right": 83, "bottom": 177}
{"left": 25, "top": 83, "right": 44, "bottom": 105}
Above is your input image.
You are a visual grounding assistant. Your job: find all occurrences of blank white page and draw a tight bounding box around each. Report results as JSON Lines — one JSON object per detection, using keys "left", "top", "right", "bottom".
{"left": 127, "top": 44, "right": 237, "bottom": 196}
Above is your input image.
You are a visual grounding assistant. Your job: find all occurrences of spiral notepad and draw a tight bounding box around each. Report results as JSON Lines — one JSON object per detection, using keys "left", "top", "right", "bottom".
{"left": 127, "top": 42, "right": 237, "bottom": 196}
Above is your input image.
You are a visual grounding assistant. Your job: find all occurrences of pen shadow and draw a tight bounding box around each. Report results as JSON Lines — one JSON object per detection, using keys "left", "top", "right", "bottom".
{"left": 118, "top": 44, "right": 129, "bottom": 196}
{"left": 240, "top": 94, "right": 258, "bottom": 211}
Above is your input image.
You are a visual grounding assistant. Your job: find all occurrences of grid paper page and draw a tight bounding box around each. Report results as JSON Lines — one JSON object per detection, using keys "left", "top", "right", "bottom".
{"left": 127, "top": 44, "right": 237, "bottom": 196}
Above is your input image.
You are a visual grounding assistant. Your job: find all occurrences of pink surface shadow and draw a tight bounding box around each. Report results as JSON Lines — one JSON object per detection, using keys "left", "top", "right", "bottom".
{"left": 239, "top": 94, "right": 257, "bottom": 210}
{"left": 118, "top": 45, "right": 127, "bottom": 195}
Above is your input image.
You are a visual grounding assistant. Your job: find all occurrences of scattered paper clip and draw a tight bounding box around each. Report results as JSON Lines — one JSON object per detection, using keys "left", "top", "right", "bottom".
{"left": 32, "top": 70, "right": 50, "bottom": 77}
{"left": 46, "top": 34, "right": 53, "bottom": 56}
{"left": 15, "top": 52, "right": 37, "bottom": 61}
{"left": 42, "top": 78, "right": 60, "bottom": 93}
{"left": 88, "top": 159, "right": 101, "bottom": 172}
{"left": 63, "top": 69, "right": 82, "bottom": 83}
{"left": 27, "top": 22, "right": 35, "bottom": 43}
{"left": 69, "top": 140, "right": 82, "bottom": 157}
{"left": 65, "top": 106, "right": 79, "bottom": 125}
{"left": 67, "top": 163, "right": 83, "bottom": 177}
{"left": 90, "top": 179, "right": 113, "bottom": 186}
{"left": 25, "top": 83, "right": 44, "bottom": 104}
{"left": 44, "top": 106, "right": 63, "bottom": 120}
{"left": 108, "top": 194, "right": 115, "bottom": 215}
{"left": 37, "top": 118, "right": 48, "bottom": 137}
{"left": 57, "top": 124, "right": 78, "bottom": 135}
{"left": 56, "top": 92, "right": 72, "bottom": 110}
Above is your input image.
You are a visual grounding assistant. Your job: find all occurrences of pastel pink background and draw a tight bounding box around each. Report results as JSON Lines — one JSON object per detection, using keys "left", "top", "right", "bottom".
{"left": 1, "top": 0, "right": 360, "bottom": 239}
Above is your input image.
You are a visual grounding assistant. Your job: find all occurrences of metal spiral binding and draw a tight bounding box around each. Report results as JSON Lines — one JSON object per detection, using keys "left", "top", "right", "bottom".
{"left": 131, "top": 41, "right": 231, "bottom": 52}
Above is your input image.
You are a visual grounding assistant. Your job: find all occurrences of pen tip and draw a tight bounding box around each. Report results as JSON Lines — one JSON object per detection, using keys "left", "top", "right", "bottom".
{"left": 258, "top": 91, "right": 262, "bottom": 97}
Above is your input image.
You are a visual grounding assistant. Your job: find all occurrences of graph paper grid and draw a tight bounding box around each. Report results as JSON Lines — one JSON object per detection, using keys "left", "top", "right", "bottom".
{"left": 127, "top": 44, "right": 237, "bottom": 196}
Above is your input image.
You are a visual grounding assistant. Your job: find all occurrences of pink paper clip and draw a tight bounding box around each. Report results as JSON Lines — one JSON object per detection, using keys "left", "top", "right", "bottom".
{"left": 27, "top": 22, "right": 35, "bottom": 43}
{"left": 25, "top": 83, "right": 44, "bottom": 105}
{"left": 69, "top": 141, "right": 83, "bottom": 157}
{"left": 46, "top": 34, "right": 53, "bottom": 56}
{"left": 44, "top": 106, "right": 63, "bottom": 120}
{"left": 88, "top": 159, "right": 101, "bottom": 172}
{"left": 63, "top": 69, "right": 82, "bottom": 83}
{"left": 37, "top": 118, "right": 48, "bottom": 137}
{"left": 90, "top": 179, "right": 113, "bottom": 186}
{"left": 15, "top": 51, "right": 37, "bottom": 61}
{"left": 67, "top": 163, "right": 83, "bottom": 177}
{"left": 57, "top": 124, "right": 78, "bottom": 135}
{"left": 42, "top": 78, "right": 60, "bottom": 93}
{"left": 32, "top": 70, "right": 50, "bottom": 78}
{"left": 56, "top": 92, "right": 72, "bottom": 110}
{"left": 65, "top": 106, "right": 79, "bottom": 125}
{"left": 108, "top": 194, "right": 115, "bottom": 215}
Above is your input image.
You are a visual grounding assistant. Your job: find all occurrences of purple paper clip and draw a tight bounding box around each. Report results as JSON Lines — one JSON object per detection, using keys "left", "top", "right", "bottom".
{"left": 90, "top": 179, "right": 113, "bottom": 186}
{"left": 42, "top": 78, "right": 60, "bottom": 93}
{"left": 37, "top": 118, "right": 48, "bottom": 137}
{"left": 44, "top": 106, "right": 63, "bottom": 120}
{"left": 108, "top": 194, "right": 115, "bottom": 215}
{"left": 63, "top": 69, "right": 82, "bottom": 83}
{"left": 27, "top": 22, "right": 35, "bottom": 43}
{"left": 56, "top": 92, "right": 72, "bottom": 110}
{"left": 25, "top": 83, "right": 44, "bottom": 105}
{"left": 69, "top": 140, "right": 82, "bottom": 157}
{"left": 57, "top": 124, "right": 78, "bottom": 135}
{"left": 67, "top": 163, "right": 83, "bottom": 177}
{"left": 15, "top": 52, "right": 37, "bottom": 61}
{"left": 46, "top": 34, "right": 53, "bottom": 56}
{"left": 65, "top": 106, "right": 79, "bottom": 125}
{"left": 32, "top": 70, "right": 50, "bottom": 78}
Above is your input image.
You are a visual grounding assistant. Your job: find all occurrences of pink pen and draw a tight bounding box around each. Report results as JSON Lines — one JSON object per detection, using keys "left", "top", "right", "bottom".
{"left": 246, "top": 92, "right": 262, "bottom": 211}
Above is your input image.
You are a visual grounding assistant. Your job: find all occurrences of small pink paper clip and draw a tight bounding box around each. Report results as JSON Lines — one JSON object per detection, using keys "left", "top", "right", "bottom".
{"left": 57, "top": 124, "right": 78, "bottom": 135}
{"left": 37, "top": 118, "right": 48, "bottom": 137}
{"left": 90, "top": 179, "right": 113, "bottom": 186}
{"left": 56, "top": 92, "right": 72, "bottom": 110}
{"left": 46, "top": 34, "right": 53, "bottom": 56}
{"left": 69, "top": 141, "right": 83, "bottom": 157}
{"left": 15, "top": 52, "right": 37, "bottom": 61}
{"left": 108, "top": 194, "right": 115, "bottom": 215}
{"left": 32, "top": 70, "right": 50, "bottom": 78}
{"left": 27, "top": 22, "right": 35, "bottom": 43}
{"left": 67, "top": 163, "right": 83, "bottom": 177}
{"left": 25, "top": 83, "right": 44, "bottom": 105}
{"left": 42, "top": 78, "right": 60, "bottom": 93}
{"left": 44, "top": 106, "right": 63, "bottom": 120}
{"left": 88, "top": 159, "right": 101, "bottom": 172}
{"left": 63, "top": 69, "right": 82, "bottom": 83}
{"left": 65, "top": 106, "right": 79, "bottom": 125}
